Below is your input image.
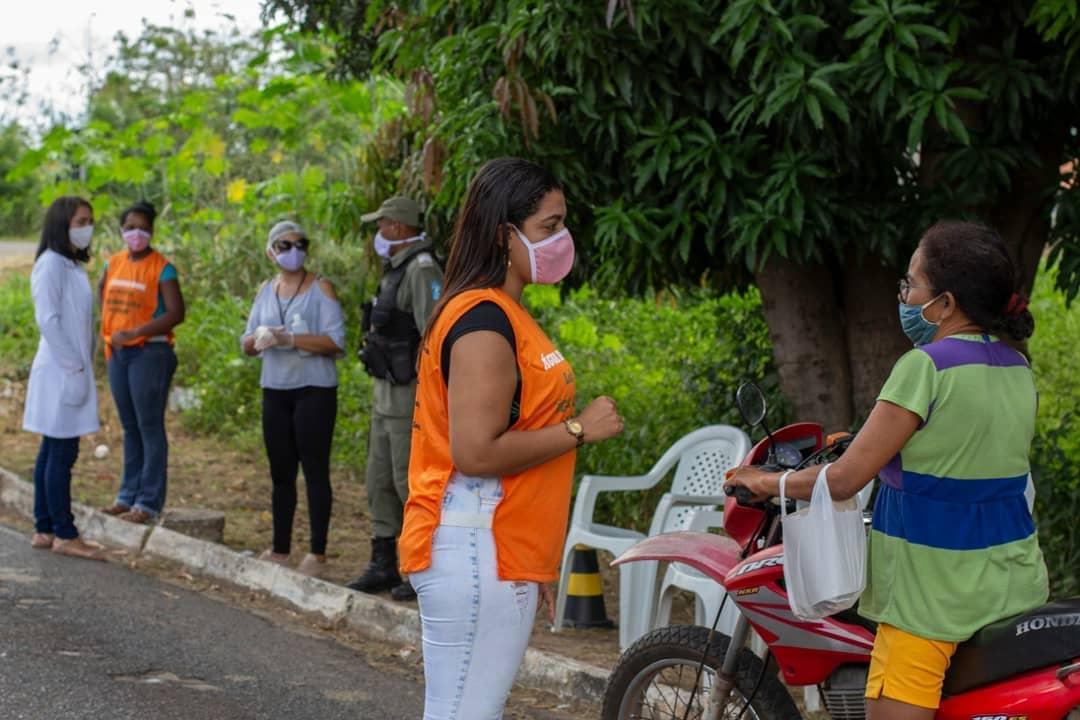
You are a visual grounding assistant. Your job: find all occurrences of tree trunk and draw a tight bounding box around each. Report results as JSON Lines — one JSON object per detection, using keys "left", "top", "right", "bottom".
{"left": 755, "top": 255, "right": 853, "bottom": 431}
{"left": 987, "top": 134, "right": 1064, "bottom": 296}
{"left": 841, "top": 256, "right": 912, "bottom": 420}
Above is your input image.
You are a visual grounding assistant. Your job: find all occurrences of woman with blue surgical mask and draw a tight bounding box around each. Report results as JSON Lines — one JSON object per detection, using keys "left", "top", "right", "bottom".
{"left": 241, "top": 220, "right": 346, "bottom": 578}
{"left": 728, "top": 221, "right": 1046, "bottom": 719}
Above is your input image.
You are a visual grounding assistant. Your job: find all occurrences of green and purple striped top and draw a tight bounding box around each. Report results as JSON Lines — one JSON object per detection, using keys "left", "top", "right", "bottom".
{"left": 858, "top": 334, "right": 1049, "bottom": 641}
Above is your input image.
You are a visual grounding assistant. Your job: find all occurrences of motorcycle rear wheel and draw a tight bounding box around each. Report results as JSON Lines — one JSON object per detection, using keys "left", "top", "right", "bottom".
{"left": 601, "top": 625, "right": 801, "bottom": 720}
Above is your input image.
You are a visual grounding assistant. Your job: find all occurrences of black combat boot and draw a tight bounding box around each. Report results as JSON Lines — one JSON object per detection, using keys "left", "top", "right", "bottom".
{"left": 346, "top": 536, "right": 401, "bottom": 593}
{"left": 389, "top": 578, "right": 416, "bottom": 602}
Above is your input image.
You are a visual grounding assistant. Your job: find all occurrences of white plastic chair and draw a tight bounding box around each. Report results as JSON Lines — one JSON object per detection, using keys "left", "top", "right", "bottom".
{"left": 554, "top": 425, "right": 752, "bottom": 650}
{"left": 653, "top": 509, "right": 742, "bottom": 636}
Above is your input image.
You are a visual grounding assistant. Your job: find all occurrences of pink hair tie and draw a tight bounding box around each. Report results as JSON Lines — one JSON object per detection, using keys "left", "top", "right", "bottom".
{"left": 1005, "top": 292, "right": 1028, "bottom": 316}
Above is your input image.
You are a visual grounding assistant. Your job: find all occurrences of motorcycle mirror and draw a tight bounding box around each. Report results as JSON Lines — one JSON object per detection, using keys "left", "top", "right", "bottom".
{"left": 735, "top": 383, "right": 767, "bottom": 427}
{"left": 736, "top": 382, "right": 779, "bottom": 465}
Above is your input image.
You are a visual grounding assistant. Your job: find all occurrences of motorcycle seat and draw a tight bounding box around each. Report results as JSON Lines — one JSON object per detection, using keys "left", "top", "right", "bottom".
{"left": 943, "top": 598, "right": 1080, "bottom": 697}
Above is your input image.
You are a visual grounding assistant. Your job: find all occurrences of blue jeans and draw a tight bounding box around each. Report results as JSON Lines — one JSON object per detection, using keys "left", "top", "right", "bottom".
{"left": 108, "top": 343, "right": 177, "bottom": 516}
{"left": 33, "top": 436, "right": 80, "bottom": 540}
{"left": 410, "top": 474, "right": 538, "bottom": 720}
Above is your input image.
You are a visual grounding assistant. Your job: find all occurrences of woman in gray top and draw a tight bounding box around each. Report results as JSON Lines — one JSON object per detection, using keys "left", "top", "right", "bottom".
{"left": 242, "top": 221, "right": 345, "bottom": 578}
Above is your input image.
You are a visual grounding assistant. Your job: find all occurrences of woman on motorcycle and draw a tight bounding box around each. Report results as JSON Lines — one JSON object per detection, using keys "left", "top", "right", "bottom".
{"left": 726, "top": 220, "right": 1048, "bottom": 720}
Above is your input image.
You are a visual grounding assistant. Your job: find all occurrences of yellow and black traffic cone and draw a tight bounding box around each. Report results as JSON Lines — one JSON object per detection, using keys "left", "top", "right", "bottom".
{"left": 562, "top": 545, "right": 614, "bottom": 629}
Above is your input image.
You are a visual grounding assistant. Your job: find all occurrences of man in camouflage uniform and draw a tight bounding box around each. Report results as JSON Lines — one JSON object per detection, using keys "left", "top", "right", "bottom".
{"left": 348, "top": 197, "right": 442, "bottom": 601}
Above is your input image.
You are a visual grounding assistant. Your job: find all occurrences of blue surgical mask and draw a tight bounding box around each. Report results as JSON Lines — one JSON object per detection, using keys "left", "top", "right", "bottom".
{"left": 898, "top": 295, "right": 943, "bottom": 346}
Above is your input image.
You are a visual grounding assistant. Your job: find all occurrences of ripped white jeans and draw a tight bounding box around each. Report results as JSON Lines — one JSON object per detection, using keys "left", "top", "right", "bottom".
{"left": 409, "top": 473, "right": 538, "bottom": 720}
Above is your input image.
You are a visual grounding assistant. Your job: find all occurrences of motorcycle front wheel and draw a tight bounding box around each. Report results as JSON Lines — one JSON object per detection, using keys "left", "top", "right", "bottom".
{"left": 601, "top": 625, "right": 801, "bottom": 720}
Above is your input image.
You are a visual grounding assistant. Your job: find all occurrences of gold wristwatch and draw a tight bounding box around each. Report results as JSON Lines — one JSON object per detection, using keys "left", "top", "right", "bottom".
{"left": 564, "top": 418, "right": 585, "bottom": 447}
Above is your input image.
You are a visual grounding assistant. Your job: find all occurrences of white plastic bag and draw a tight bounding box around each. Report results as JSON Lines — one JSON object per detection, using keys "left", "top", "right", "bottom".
{"left": 780, "top": 463, "right": 866, "bottom": 620}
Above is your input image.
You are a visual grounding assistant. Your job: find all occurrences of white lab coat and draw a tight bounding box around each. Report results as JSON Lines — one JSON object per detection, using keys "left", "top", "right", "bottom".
{"left": 22, "top": 250, "right": 99, "bottom": 438}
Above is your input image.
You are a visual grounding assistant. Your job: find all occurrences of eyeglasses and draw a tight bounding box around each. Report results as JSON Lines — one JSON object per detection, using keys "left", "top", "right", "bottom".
{"left": 272, "top": 238, "right": 309, "bottom": 253}
{"left": 897, "top": 278, "right": 929, "bottom": 303}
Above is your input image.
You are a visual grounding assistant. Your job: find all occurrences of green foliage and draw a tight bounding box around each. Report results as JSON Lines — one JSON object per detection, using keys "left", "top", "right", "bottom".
{"left": 266, "top": 0, "right": 1080, "bottom": 299}
{"left": 526, "top": 284, "right": 784, "bottom": 530}
{"left": 1, "top": 20, "right": 404, "bottom": 467}
{"left": 7, "top": 20, "right": 405, "bottom": 304}
{"left": 172, "top": 295, "right": 262, "bottom": 441}
{"left": 170, "top": 280, "right": 780, "bottom": 499}
{"left": 0, "top": 274, "right": 35, "bottom": 377}
{"left": 1029, "top": 268, "right": 1080, "bottom": 597}
{"left": 0, "top": 124, "right": 41, "bottom": 236}
{"left": 173, "top": 293, "right": 375, "bottom": 467}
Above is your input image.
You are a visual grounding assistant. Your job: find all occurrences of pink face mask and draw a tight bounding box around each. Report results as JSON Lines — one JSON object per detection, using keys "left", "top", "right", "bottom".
{"left": 122, "top": 228, "right": 152, "bottom": 252}
{"left": 514, "top": 226, "right": 574, "bottom": 284}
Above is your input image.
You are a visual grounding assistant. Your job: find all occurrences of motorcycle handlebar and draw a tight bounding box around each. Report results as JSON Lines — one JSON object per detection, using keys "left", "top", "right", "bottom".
{"left": 723, "top": 484, "right": 755, "bottom": 505}
{"left": 724, "top": 462, "right": 790, "bottom": 509}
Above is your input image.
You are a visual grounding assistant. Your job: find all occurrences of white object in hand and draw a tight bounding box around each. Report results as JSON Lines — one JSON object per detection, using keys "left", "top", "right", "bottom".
{"left": 270, "top": 326, "right": 295, "bottom": 349}
{"left": 253, "top": 325, "right": 279, "bottom": 352}
{"left": 289, "top": 313, "right": 311, "bottom": 356}
{"left": 94, "top": 444, "right": 109, "bottom": 459}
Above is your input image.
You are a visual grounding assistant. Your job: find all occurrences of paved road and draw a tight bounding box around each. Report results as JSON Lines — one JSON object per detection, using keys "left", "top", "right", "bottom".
{"left": 0, "top": 240, "right": 35, "bottom": 260}
{"left": 0, "top": 523, "right": 577, "bottom": 719}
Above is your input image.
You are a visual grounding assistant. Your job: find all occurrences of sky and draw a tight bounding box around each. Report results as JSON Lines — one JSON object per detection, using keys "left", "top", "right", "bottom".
{"left": 1, "top": 0, "right": 264, "bottom": 126}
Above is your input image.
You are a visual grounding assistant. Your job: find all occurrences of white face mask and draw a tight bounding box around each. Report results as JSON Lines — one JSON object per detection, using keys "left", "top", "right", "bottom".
{"left": 374, "top": 231, "right": 424, "bottom": 258}
{"left": 69, "top": 224, "right": 94, "bottom": 249}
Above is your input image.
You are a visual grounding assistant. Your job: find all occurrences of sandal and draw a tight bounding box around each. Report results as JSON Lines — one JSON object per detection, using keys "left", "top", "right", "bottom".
{"left": 30, "top": 532, "right": 55, "bottom": 549}
{"left": 51, "top": 537, "right": 105, "bottom": 561}
{"left": 296, "top": 553, "right": 327, "bottom": 578}
{"left": 259, "top": 549, "right": 291, "bottom": 566}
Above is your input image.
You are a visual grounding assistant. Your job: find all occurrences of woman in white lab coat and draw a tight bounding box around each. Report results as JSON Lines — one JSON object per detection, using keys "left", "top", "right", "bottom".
{"left": 22, "top": 196, "right": 104, "bottom": 560}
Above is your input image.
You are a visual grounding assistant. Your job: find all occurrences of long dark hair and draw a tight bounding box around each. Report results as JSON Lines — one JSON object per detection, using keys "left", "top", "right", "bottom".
{"left": 120, "top": 200, "right": 157, "bottom": 229}
{"left": 422, "top": 157, "right": 562, "bottom": 341}
{"left": 35, "top": 196, "right": 93, "bottom": 262}
{"left": 918, "top": 220, "right": 1035, "bottom": 350}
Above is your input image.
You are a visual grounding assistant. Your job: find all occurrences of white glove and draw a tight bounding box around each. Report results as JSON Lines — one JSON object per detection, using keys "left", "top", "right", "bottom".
{"left": 269, "top": 326, "right": 295, "bottom": 349}
{"left": 253, "top": 325, "right": 281, "bottom": 352}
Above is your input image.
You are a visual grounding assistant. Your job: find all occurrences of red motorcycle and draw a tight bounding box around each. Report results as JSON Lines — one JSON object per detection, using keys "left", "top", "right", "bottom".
{"left": 602, "top": 383, "right": 1080, "bottom": 720}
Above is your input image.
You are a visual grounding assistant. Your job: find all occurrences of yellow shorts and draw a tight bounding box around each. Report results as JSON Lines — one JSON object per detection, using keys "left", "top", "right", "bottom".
{"left": 865, "top": 623, "right": 959, "bottom": 709}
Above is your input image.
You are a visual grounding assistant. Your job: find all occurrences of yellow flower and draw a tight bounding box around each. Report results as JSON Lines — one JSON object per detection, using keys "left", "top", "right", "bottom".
{"left": 226, "top": 178, "right": 248, "bottom": 203}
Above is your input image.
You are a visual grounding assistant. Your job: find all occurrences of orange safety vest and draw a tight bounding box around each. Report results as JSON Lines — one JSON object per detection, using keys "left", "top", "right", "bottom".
{"left": 101, "top": 249, "right": 174, "bottom": 359}
{"left": 398, "top": 287, "right": 577, "bottom": 582}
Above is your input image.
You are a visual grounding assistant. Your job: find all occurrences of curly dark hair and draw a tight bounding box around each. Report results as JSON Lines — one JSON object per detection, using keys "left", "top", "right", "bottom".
{"left": 120, "top": 200, "right": 157, "bottom": 228}
{"left": 918, "top": 221, "right": 1035, "bottom": 348}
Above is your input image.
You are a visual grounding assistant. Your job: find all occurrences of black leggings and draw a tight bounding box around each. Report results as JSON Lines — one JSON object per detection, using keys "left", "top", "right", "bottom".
{"left": 261, "top": 386, "right": 337, "bottom": 555}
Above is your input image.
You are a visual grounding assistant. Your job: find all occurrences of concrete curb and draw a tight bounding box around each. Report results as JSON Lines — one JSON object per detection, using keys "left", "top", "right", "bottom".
{"left": 0, "top": 466, "right": 608, "bottom": 704}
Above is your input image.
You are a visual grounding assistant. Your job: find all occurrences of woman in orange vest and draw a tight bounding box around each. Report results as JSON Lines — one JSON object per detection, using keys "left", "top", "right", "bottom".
{"left": 98, "top": 201, "right": 185, "bottom": 525}
{"left": 398, "top": 157, "right": 624, "bottom": 718}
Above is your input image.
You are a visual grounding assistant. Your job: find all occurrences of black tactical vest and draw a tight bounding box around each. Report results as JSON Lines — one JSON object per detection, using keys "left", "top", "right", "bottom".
{"left": 358, "top": 251, "right": 438, "bottom": 385}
